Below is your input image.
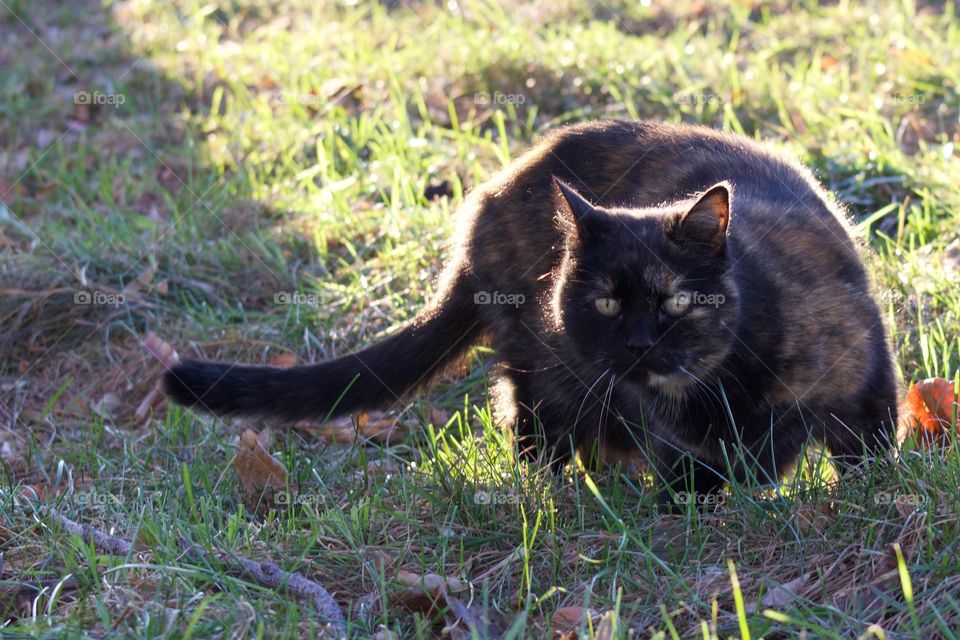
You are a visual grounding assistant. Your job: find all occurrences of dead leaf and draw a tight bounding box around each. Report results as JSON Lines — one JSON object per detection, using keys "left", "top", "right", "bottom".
{"left": 231, "top": 428, "right": 292, "bottom": 511}
{"left": 759, "top": 572, "right": 813, "bottom": 609}
{"left": 593, "top": 610, "right": 616, "bottom": 640}
{"left": 361, "top": 549, "right": 396, "bottom": 575}
{"left": 268, "top": 352, "right": 297, "bottom": 368}
{"left": 92, "top": 393, "right": 124, "bottom": 420}
{"left": 396, "top": 570, "right": 467, "bottom": 594}
{"left": 390, "top": 569, "right": 469, "bottom": 614}
{"left": 141, "top": 331, "right": 180, "bottom": 368}
{"left": 794, "top": 500, "right": 835, "bottom": 535}
{"left": 135, "top": 332, "right": 181, "bottom": 420}
{"left": 898, "top": 377, "right": 959, "bottom": 449}
{"left": 302, "top": 410, "right": 406, "bottom": 444}
{"left": 136, "top": 265, "right": 155, "bottom": 288}
{"left": 441, "top": 589, "right": 506, "bottom": 639}
{"left": 356, "top": 411, "right": 404, "bottom": 442}
{"left": 552, "top": 606, "right": 598, "bottom": 633}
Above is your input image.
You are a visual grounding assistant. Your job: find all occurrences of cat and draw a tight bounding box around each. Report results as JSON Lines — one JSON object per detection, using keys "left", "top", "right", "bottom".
{"left": 164, "top": 119, "right": 899, "bottom": 502}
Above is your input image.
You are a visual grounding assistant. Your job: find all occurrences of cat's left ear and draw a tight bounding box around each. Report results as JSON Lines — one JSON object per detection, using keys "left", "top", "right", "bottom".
{"left": 675, "top": 182, "right": 731, "bottom": 255}
{"left": 553, "top": 176, "right": 603, "bottom": 241}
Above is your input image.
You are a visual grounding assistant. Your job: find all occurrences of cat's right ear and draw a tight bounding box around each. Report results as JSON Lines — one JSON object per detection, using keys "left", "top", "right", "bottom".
{"left": 674, "top": 182, "right": 731, "bottom": 255}
{"left": 553, "top": 176, "right": 601, "bottom": 241}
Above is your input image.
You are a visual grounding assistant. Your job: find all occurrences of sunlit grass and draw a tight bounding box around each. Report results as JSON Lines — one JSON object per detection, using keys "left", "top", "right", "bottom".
{"left": 0, "top": 0, "right": 958, "bottom": 637}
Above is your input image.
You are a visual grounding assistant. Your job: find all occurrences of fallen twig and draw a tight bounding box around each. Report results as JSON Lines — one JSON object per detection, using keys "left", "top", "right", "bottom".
{"left": 0, "top": 576, "right": 80, "bottom": 595}
{"left": 40, "top": 507, "right": 346, "bottom": 637}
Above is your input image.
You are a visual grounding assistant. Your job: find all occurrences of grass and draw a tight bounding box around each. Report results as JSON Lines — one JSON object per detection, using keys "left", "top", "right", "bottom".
{"left": 1, "top": 0, "right": 959, "bottom": 637}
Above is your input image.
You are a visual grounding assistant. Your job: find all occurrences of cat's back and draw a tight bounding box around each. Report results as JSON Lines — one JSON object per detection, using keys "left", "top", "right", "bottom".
{"left": 461, "top": 120, "right": 874, "bottom": 329}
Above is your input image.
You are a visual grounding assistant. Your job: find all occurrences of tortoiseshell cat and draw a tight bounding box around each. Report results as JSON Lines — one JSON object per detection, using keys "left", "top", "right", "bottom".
{"left": 165, "top": 120, "right": 898, "bottom": 501}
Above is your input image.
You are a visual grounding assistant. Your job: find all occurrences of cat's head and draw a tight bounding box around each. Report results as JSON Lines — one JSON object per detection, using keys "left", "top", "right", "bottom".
{"left": 551, "top": 177, "right": 739, "bottom": 396}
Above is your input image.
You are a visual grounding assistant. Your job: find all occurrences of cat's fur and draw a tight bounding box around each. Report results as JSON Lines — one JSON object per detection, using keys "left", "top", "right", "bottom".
{"left": 165, "top": 119, "right": 898, "bottom": 499}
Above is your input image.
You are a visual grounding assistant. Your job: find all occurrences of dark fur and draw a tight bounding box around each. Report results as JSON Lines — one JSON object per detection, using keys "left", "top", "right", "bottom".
{"left": 165, "top": 120, "right": 898, "bottom": 499}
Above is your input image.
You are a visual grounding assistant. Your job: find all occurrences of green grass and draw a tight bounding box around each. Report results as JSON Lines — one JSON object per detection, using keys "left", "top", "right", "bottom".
{"left": 1, "top": 0, "right": 959, "bottom": 637}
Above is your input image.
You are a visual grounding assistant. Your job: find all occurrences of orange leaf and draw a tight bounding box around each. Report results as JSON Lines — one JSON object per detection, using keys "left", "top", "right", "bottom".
{"left": 268, "top": 352, "right": 297, "bottom": 368}
{"left": 898, "top": 377, "right": 959, "bottom": 449}
{"left": 231, "top": 429, "right": 291, "bottom": 511}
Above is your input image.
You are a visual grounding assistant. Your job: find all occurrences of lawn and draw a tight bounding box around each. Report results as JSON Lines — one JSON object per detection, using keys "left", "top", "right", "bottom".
{"left": 1, "top": 0, "right": 959, "bottom": 637}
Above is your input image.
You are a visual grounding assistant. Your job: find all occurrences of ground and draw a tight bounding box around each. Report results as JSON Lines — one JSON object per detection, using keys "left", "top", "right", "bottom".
{"left": 1, "top": 0, "right": 959, "bottom": 638}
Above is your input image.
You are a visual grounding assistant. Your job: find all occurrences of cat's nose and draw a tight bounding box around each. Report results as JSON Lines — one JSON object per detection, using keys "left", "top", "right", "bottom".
{"left": 626, "top": 322, "right": 655, "bottom": 353}
{"left": 627, "top": 334, "right": 654, "bottom": 353}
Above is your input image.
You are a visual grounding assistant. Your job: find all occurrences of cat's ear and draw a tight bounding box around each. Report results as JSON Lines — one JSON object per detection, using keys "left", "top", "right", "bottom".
{"left": 676, "top": 182, "right": 731, "bottom": 254}
{"left": 553, "top": 176, "right": 602, "bottom": 240}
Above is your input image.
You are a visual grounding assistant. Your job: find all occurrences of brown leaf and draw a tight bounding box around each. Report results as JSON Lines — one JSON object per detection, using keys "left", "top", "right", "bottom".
{"left": 552, "top": 606, "right": 598, "bottom": 633}
{"left": 361, "top": 549, "right": 396, "bottom": 575}
{"left": 268, "top": 352, "right": 297, "bottom": 368}
{"left": 390, "top": 569, "right": 469, "bottom": 614}
{"left": 92, "top": 393, "right": 124, "bottom": 420}
{"left": 396, "top": 569, "right": 467, "bottom": 594}
{"left": 760, "top": 572, "right": 813, "bottom": 609}
{"left": 593, "top": 610, "right": 616, "bottom": 640}
{"left": 441, "top": 589, "right": 506, "bottom": 639}
{"left": 141, "top": 331, "right": 180, "bottom": 368}
{"left": 135, "top": 332, "right": 182, "bottom": 420}
{"left": 357, "top": 411, "right": 404, "bottom": 442}
{"left": 794, "top": 501, "right": 835, "bottom": 536}
{"left": 898, "top": 377, "right": 959, "bottom": 449}
{"left": 304, "top": 410, "right": 406, "bottom": 444}
{"left": 231, "top": 429, "right": 291, "bottom": 511}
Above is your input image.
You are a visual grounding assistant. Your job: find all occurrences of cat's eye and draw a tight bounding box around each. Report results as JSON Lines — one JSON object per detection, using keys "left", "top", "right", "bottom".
{"left": 662, "top": 291, "right": 692, "bottom": 316}
{"left": 594, "top": 297, "right": 621, "bottom": 316}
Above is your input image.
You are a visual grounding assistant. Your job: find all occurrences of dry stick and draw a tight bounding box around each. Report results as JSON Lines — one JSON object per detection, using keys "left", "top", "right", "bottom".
{"left": 43, "top": 507, "right": 346, "bottom": 637}
{"left": 0, "top": 577, "right": 80, "bottom": 595}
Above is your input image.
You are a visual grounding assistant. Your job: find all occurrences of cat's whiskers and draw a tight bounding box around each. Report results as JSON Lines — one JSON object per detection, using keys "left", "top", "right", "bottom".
{"left": 600, "top": 372, "right": 618, "bottom": 450}
{"left": 572, "top": 367, "right": 611, "bottom": 435}
{"left": 679, "top": 366, "right": 723, "bottom": 406}
{"left": 712, "top": 362, "right": 750, "bottom": 397}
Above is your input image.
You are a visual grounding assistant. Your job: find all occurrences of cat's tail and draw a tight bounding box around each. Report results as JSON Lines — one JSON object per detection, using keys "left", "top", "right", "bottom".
{"left": 163, "top": 273, "right": 483, "bottom": 422}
